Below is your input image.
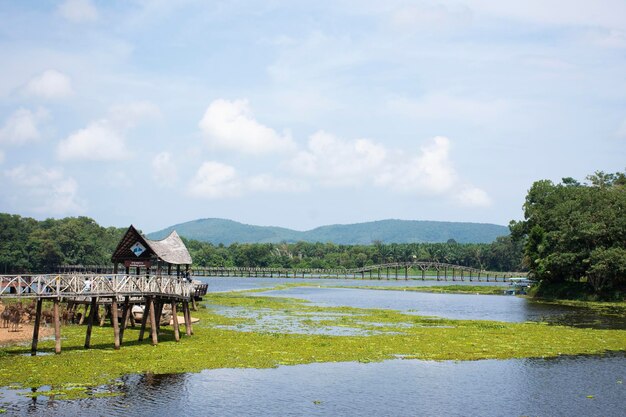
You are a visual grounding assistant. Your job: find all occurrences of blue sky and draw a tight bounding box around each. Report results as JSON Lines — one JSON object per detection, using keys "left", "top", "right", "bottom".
{"left": 0, "top": 0, "right": 624, "bottom": 233}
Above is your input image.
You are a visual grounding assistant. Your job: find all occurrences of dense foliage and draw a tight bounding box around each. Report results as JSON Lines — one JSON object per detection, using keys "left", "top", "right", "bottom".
{"left": 0, "top": 214, "right": 125, "bottom": 273}
{"left": 184, "top": 236, "right": 523, "bottom": 271}
{"left": 0, "top": 214, "right": 523, "bottom": 273}
{"left": 510, "top": 171, "right": 626, "bottom": 293}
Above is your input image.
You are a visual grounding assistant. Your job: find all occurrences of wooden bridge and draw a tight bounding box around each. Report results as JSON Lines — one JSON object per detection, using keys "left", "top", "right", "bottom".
{"left": 58, "top": 262, "right": 526, "bottom": 281}
{"left": 0, "top": 274, "right": 197, "bottom": 355}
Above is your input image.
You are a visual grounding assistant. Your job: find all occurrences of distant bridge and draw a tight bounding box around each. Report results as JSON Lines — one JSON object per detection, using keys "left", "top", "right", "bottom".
{"left": 58, "top": 262, "right": 527, "bottom": 282}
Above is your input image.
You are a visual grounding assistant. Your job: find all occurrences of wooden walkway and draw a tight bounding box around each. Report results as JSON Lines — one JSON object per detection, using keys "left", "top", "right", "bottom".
{"left": 57, "top": 262, "right": 527, "bottom": 281}
{"left": 0, "top": 274, "right": 196, "bottom": 355}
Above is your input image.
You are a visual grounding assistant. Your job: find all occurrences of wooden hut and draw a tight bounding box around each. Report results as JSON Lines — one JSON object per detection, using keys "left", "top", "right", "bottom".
{"left": 111, "top": 225, "right": 192, "bottom": 277}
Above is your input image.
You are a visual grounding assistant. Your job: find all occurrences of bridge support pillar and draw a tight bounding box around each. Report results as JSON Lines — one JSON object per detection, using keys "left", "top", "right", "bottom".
{"left": 54, "top": 297, "right": 61, "bottom": 354}
{"left": 112, "top": 297, "right": 120, "bottom": 350}
{"left": 85, "top": 296, "right": 98, "bottom": 349}
{"left": 31, "top": 298, "right": 43, "bottom": 356}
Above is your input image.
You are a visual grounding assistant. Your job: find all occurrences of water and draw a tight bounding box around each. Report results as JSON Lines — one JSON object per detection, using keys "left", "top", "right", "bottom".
{"left": 4, "top": 355, "right": 625, "bottom": 416}
{"left": 1, "top": 277, "right": 624, "bottom": 416}
{"left": 202, "top": 276, "right": 625, "bottom": 329}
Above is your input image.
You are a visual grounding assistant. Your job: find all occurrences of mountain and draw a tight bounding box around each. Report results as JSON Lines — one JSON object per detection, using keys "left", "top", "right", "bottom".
{"left": 148, "top": 218, "right": 509, "bottom": 245}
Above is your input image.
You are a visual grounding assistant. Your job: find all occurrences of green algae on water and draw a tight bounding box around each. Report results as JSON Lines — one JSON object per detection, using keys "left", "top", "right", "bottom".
{"left": 0, "top": 287, "right": 624, "bottom": 398}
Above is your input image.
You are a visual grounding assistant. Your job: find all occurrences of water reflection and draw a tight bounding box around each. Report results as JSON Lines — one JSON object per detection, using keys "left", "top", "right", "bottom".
{"left": 4, "top": 354, "right": 625, "bottom": 416}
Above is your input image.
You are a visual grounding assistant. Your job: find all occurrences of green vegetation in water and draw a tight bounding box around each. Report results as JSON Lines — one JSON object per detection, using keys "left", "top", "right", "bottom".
{"left": 0, "top": 288, "right": 624, "bottom": 399}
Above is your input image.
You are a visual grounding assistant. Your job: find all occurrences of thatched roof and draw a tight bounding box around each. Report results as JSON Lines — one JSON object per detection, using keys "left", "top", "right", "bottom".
{"left": 112, "top": 225, "right": 192, "bottom": 265}
{"left": 146, "top": 230, "right": 192, "bottom": 265}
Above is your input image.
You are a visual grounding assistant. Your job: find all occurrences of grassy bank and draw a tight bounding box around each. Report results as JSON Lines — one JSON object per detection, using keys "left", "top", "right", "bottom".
{"left": 0, "top": 288, "right": 624, "bottom": 398}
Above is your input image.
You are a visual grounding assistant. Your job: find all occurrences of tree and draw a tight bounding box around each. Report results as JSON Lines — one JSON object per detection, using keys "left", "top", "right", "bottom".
{"left": 510, "top": 171, "right": 626, "bottom": 292}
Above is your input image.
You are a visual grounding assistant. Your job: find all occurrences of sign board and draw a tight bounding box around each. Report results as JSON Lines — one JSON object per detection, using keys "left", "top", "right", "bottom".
{"left": 130, "top": 241, "right": 146, "bottom": 257}
{"left": 124, "top": 260, "right": 152, "bottom": 268}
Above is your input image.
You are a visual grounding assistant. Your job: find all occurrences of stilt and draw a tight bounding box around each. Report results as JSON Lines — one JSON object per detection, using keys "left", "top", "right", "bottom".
{"left": 191, "top": 295, "right": 198, "bottom": 311}
{"left": 84, "top": 297, "right": 98, "bottom": 349}
{"left": 53, "top": 298, "right": 61, "bottom": 354}
{"left": 154, "top": 300, "right": 163, "bottom": 332}
{"left": 148, "top": 297, "right": 158, "bottom": 346}
{"left": 171, "top": 301, "right": 180, "bottom": 342}
{"left": 183, "top": 301, "right": 192, "bottom": 336}
{"left": 31, "top": 298, "right": 43, "bottom": 356}
{"left": 138, "top": 297, "right": 151, "bottom": 341}
{"left": 112, "top": 297, "right": 120, "bottom": 350}
{"left": 119, "top": 296, "right": 130, "bottom": 344}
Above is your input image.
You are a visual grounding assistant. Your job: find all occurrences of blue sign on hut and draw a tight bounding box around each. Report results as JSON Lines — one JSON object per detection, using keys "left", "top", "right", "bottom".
{"left": 111, "top": 225, "right": 192, "bottom": 277}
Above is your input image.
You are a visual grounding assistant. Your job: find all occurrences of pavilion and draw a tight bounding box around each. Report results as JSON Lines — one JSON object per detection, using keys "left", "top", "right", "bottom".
{"left": 111, "top": 225, "right": 192, "bottom": 276}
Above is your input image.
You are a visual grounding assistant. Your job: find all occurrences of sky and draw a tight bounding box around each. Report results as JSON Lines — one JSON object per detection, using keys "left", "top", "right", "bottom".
{"left": 0, "top": 0, "right": 625, "bottom": 233}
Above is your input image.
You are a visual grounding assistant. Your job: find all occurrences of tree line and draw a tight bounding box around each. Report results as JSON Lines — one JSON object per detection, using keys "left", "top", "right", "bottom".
{"left": 510, "top": 170, "right": 626, "bottom": 293}
{"left": 0, "top": 213, "right": 524, "bottom": 273}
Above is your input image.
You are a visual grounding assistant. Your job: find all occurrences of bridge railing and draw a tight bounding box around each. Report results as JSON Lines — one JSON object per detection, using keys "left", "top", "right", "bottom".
{"left": 0, "top": 274, "right": 194, "bottom": 299}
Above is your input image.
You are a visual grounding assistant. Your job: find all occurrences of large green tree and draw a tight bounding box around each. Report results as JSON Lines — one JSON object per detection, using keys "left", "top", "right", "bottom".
{"left": 510, "top": 171, "right": 626, "bottom": 292}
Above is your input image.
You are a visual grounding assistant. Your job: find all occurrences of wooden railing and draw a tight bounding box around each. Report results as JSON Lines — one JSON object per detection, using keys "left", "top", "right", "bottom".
{"left": 0, "top": 274, "right": 195, "bottom": 300}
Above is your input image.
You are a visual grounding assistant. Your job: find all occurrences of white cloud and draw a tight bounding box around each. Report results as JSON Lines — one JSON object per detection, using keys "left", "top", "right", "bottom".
{"left": 23, "top": 70, "right": 73, "bottom": 99}
{"left": 0, "top": 108, "right": 49, "bottom": 146}
{"left": 287, "top": 132, "right": 489, "bottom": 204}
{"left": 151, "top": 152, "right": 178, "bottom": 187}
{"left": 57, "top": 101, "right": 159, "bottom": 161}
{"left": 187, "top": 161, "right": 242, "bottom": 199}
{"left": 456, "top": 186, "right": 492, "bottom": 207}
{"left": 199, "top": 99, "right": 295, "bottom": 154}
{"left": 187, "top": 162, "right": 307, "bottom": 199}
{"left": 58, "top": 0, "right": 98, "bottom": 23}
{"left": 57, "top": 121, "right": 129, "bottom": 161}
{"left": 375, "top": 136, "right": 457, "bottom": 193}
{"left": 4, "top": 165, "right": 85, "bottom": 214}
{"left": 0, "top": 150, "right": 4, "bottom": 164}
{"left": 289, "top": 131, "right": 387, "bottom": 187}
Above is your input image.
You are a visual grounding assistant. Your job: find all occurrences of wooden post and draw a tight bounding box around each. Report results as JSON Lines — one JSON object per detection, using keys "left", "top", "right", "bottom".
{"left": 53, "top": 298, "right": 61, "bottom": 354}
{"left": 171, "top": 301, "right": 180, "bottom": 342}
{"left": 191, "top": 294, "right": 198, "bottom": 311}
{"left": 154, "top": 300, "right": 163, "bottom": 332}
{"left": 31, "top": 298, "right": 43, "bottom": 356}
{"left": 119, "top": 296, "right": 130, "bottom": 344}
{"left": 148, "top": 297, "right": 158, "bottom": 346}
{"left": 183, "top": 301, "right": 192, "bottom": 336}
{"left": 84, "top": 297, "right": 98, "bottom": 349}
{"left": 112, "top": 297, "right": 120, "bottom": 350}
{"left": 138, "top": 297, "right": 151, "bottom": 341}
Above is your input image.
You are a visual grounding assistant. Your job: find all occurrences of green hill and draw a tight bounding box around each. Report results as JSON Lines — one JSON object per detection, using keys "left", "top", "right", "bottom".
{"left": 148, "top": 218, "right": 508, "bottom": 245}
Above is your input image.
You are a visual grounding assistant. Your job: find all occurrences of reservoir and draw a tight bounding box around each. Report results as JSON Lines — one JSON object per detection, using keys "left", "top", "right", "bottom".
{"left": 2, "top": 277, "right": 624, "bottom": 416}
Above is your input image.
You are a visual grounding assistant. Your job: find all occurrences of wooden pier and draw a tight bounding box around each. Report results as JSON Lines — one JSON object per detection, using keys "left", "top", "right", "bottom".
{"left": 0, "top": 273, "right": 196, "bottom": 355}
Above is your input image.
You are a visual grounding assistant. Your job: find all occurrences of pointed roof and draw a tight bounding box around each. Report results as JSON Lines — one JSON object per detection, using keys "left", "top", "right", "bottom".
{"left": 112, "top": 225, "right": 192, "bottom": 265}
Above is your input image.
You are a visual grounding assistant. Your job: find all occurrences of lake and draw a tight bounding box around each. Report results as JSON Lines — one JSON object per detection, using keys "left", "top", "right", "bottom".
{"left": 2, "top": 277, "right": 624, "bottom": 416}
